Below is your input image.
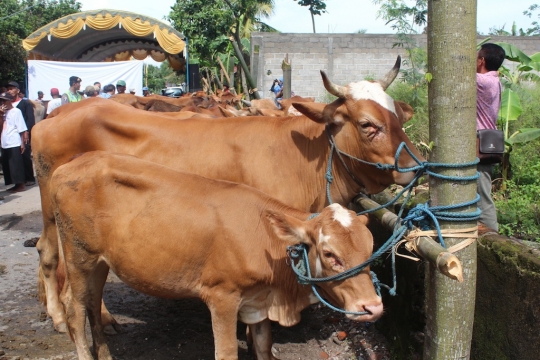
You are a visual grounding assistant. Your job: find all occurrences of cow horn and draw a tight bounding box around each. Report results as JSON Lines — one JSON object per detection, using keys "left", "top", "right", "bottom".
{"left": 378, "top": 55, "right": 401, "bottom": 90}
{"left": 241, "top": 99, "right": 252, "bottom": 107}
{"left": 320, "top": 70, "right": 347, "bottom": 98}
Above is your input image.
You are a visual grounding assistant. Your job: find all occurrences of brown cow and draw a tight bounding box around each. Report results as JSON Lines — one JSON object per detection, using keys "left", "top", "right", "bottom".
{"left": 33, "top": 57, "right": 424, "bottom": 332}
{"left": 110, "top": 93, "right": 207, "bottom": 112}
{"left": 52, "top": 152, "right": 382, "bottom": 360}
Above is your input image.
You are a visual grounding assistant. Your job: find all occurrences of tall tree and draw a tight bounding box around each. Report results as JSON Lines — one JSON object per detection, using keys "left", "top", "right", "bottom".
{"left": 524, "top": 4, "right": 540, "bottom": 35}
{"left": 169, "top": 0, "right": 275, "bottom": 97}
{"left": 0, "top": 0, "right": 81, "bottom": 86}
{"left": 425, "top": 0, "right": 478, "bottom": 357}
{"left": 294, "top": 0, "right": 327, "bottom": 33}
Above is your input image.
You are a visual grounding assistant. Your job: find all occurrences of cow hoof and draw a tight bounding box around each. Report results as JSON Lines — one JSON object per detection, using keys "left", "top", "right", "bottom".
{"left": 103, "top": 323, "right": 122, "bottom": 335}
{"left": 54, "top": 322, "right": 68, "bottom": 333}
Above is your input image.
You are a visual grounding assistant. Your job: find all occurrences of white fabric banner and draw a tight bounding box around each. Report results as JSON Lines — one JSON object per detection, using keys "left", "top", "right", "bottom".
{"left": 27, "top": 60, "right": 144, "bottom": 100}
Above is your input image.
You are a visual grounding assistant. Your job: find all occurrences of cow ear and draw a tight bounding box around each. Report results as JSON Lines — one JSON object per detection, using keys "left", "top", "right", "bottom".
{"left": 291, "top": 102, "right": 328, "bottom": 123}
{"left": 357, "top": 214, "right": 370, "bottom": 226}
{"left": 395, "top": 101, "right": 414, "bottom": 124}
{"left": 292, "top": 99, "right": 346, "bottom": 126}
{"left": 265, "top": 210, "right": 310, "bottom": 245}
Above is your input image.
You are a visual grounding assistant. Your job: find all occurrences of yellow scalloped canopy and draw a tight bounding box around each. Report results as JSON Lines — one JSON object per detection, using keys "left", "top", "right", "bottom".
{"left": 23, "top": 9, "right": 186, "bottom": 71}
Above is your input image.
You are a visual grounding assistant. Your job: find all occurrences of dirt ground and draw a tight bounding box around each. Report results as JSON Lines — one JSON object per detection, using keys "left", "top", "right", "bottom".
{"left": 0, "top": 195, "right": 392, "bottom": 360}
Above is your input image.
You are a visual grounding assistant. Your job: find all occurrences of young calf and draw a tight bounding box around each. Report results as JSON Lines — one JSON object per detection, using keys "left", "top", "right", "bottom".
{"left": 52, "top": 152, "right": 383, "bottom": 360}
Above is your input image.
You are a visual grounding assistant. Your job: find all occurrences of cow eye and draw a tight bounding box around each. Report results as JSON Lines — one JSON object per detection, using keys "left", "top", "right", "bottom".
{"left": 359, "top": 121, "right": 372, "bottom": 129}
{"left": 323, "top": 251, "right": 344, "bottom": 269}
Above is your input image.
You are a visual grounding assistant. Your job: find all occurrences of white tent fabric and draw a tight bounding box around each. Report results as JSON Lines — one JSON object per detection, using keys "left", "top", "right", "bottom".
{"left": 27, "top": 60, "right": 143, "bottom": 100}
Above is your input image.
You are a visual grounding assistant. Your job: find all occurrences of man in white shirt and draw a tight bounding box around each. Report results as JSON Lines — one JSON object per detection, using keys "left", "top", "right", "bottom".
{"left": 0, "top": 92, "right": 28, "bottom": 192}
{"left": 45, "top": 88, "right": 62, "bottom": 119}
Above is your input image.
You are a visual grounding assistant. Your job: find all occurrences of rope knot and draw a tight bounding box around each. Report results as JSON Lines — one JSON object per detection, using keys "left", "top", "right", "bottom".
{"left": 325, "top": 171, "right": 333, "bottom": 183}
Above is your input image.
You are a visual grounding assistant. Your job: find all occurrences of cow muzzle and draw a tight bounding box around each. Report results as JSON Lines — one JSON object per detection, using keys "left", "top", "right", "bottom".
{"left": 347, "top": 300, "right": 383, "bottom": 322}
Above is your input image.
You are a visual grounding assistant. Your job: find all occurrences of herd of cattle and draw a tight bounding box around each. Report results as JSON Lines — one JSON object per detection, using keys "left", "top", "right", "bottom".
{"left": 30, "top": 56, "right": 425, "bottom": 360}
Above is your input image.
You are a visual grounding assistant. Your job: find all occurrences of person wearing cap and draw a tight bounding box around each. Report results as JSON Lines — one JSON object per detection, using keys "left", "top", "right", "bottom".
{"left": 6, "top": 80, "right": 36, "bottom": 186}
{"left": 270, "top": 77, "right": 284, "bottom": 109}
{"left": 61, "top": 76, "right": 83, "bottom": 105}
{"left": 45, "top": 88, "right": 62, "bottom": 119}
{"left": 0, "top": 92, "right": 28, "bottom": 193}
{"left": 84, "top": 85, "right": 97, "bottom": 98}
{"left": 142, "top": 87, "right": 150, "bottom": 97}
{"left": 116, "top": 80, "right": 127, "bottom": 94}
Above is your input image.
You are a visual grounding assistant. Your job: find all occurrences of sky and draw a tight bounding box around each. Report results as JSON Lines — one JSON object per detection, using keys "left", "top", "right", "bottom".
{"left": 78, "top": 0, "right": 536, "bottom": 36}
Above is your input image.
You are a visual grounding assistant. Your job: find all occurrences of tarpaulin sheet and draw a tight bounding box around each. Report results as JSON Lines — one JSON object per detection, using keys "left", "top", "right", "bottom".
{"left": 27, "top": 60, "right": 143, "bottom": 100}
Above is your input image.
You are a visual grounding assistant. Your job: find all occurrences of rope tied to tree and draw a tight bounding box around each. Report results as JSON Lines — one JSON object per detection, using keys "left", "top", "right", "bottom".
{"left": 286, "top": 129, "right": 482, "bottom": 315}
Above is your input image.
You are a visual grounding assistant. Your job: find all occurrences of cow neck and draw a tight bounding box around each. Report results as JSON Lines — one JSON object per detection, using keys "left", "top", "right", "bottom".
{"left": 324, "top": 124, "right": 367, "bottom": 205}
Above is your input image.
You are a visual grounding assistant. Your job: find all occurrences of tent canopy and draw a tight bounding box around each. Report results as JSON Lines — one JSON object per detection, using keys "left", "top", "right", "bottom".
{"left": 23, "top": 9, "right": 186, "bottom": 71}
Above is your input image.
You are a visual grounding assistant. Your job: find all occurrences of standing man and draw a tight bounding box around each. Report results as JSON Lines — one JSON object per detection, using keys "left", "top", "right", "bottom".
{"left": 6, "top": 81, "right": 35, "bottom": 186}
{"left": 116, "top": 80, "right": 127, "bottom": 94}
{"left": 142, "top": 87, "right": 150, "bottom": 97}
{"left": 476, "top": 43, "right": 506, "bottom": 235}
{"left": 61, "top": 76, "right": 82, "bottom": 104}
{"left": 45, "top": 88, "right": 62, "bottom": 119}
{"left": 84, "top": 85, "right": 97, "bottom": 98}
{"left": 35, "top": 91, "right": 44, "bottom": 105}
{"left": 270, "top": 77, "right": 283, "bottom": 108}
{"left": 0, "top": 92, "right": 28, "bottom": 193}
{"left": 99, "top": 84, "right": 115, "bottom": 99}
{"left": 93, "top": 82, "right": 101, "bottom": 94}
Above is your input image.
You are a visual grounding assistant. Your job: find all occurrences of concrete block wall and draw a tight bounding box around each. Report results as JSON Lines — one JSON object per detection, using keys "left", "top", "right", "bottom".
{"left": 250, "top": 33, "right": 540, "bottom": 100}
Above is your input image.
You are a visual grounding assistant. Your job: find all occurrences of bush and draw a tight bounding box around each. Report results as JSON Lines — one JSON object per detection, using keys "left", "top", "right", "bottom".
{"left": 494, "top": 83, "right": 540, "bottom": 241}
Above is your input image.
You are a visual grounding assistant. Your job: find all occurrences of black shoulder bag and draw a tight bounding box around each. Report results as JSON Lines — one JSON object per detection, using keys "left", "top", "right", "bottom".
{"left": 477, "top": 129, "right": 504, "bottom": 164}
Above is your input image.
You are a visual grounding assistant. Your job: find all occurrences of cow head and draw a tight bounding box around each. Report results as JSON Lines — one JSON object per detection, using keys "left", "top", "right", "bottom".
{"left": 293, "top": 56, "right": 424, "bottom": 194}
{"left": 266, "top": 203, "right": 383, "bottom": 322}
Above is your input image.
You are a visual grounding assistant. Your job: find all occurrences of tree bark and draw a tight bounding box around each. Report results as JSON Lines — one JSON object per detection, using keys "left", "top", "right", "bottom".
{"left": 425, "top": 1, "right": 478, "bottom": 359}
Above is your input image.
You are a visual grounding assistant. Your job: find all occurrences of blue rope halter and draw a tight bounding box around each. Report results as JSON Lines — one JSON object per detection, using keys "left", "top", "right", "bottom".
{"left": 288, "top": 131, "right": 481, "bottom": 316}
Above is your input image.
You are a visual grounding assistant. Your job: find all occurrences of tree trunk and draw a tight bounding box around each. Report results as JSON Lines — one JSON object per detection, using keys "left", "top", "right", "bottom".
{"left": 230, "top": 36, "right": 260, "bottom": 99}
{"left": 425, "top": 0, "right": 478, "bottom": 359}
{"left": 310, "top": 9, "right": 316, "bottom": 33}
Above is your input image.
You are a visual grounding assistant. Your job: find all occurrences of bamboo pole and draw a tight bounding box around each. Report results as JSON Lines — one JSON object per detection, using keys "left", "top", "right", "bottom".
{"left": 229, "top": 37, "right": 260, "bottom": 99}
{"left": 424, "top": 0, "right": 478, "bottom": 358}
{"left": 217, "top": 57, "right": 232, "bottom": 88}
{"left": 354, "top": 195, "right": 463, "bottom": 282}
{"left": 281, "top": 54, "right": 292, "bottom": 99}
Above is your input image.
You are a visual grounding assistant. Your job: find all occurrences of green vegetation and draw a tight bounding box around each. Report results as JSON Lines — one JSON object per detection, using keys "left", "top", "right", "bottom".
{"left": 389, "top": 44, "right": 540, "bottom": 242}
{"left": 168, "top": 0, "right": 277, "bottom": 97}
{"left": 0, "top": 0, "right": 82, "bottom": 86}
{"left": 145, "top": 63, "right": 185, "bottom": 94}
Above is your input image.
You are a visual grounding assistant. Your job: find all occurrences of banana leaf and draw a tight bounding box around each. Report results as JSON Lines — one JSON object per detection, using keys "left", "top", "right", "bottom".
{"left": 495, "top": 42, "right": 532, "bottom": 64}
{"left": 506, "top": 128, "right": 540, "bottom": 145}
{"left": 498, "top": 88, "right": 522, "bottom": 122}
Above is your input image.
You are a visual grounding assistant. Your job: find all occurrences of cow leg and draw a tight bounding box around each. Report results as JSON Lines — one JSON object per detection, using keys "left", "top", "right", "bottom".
{"left": 86, "top": 263, "right": 113, "bottom": 360}
{"left": 101, "top": 300, "right": 121, "bottom": 334}
{"left": 247, "top": 319, "right": 279, "bottom": 360}
{"left": 61, "top": 280, "right": 94, "bottom": 360}
{"left": 36, "top": 224, "right": 67, "bottom": 333}
{"left": 207, "top": 296, "right": 241, "bottom": 360}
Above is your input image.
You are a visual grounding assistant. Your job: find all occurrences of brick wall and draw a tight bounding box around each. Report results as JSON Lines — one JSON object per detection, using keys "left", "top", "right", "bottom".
{"left": 250, "top": 33, "right": 540, "bottom": 100}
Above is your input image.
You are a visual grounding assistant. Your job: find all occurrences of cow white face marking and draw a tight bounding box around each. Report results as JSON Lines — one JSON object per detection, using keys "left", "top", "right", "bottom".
{"left": 315, "top": 255, "right": 323, "bottom": 277}
{"left": 318, "top": 228, "right": 331, "bottom": 243}
{"left": 329, "top": 203, "right": 352, "bottom": 228}
{"left": 348, "top": 81, "right": 396, "bottom": 116}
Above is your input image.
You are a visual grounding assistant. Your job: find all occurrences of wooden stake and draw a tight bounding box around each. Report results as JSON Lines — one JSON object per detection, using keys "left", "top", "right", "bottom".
{"left": 354, "top": 195, "right": 464, "bottom": 282}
